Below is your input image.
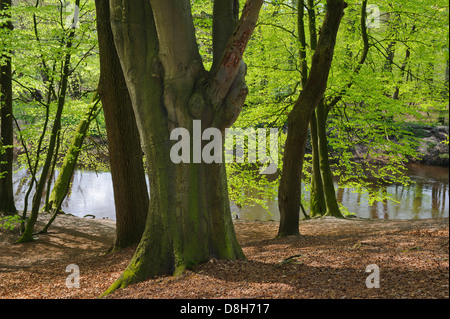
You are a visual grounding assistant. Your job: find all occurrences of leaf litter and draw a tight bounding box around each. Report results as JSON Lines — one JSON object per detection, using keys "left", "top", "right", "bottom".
{"left": 0, "top": 214, "right": 448, "bottom": 299}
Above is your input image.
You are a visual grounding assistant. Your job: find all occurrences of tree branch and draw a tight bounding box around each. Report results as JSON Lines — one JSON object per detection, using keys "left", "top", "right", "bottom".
{"left": 326, "top": 0, "right": 369, "bottom": 111}
{"left": 149, "top": 0, "right": 203, "bottom": 80}
{"left": 212, "top": 0, "right": 240, "bottom": 71}
{"left": 208, "top": 0, "right": 264, "bottom": 108}
{"left": 257, "top": 22, "right": 298, "bottom": 39}
{"left": 292, "top": 0, "right": 347, "bottom": 112}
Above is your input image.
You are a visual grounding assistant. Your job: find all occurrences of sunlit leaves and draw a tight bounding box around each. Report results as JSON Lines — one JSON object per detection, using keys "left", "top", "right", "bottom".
{"left": 0, "top": 1, "right": 102, "bottom": 175}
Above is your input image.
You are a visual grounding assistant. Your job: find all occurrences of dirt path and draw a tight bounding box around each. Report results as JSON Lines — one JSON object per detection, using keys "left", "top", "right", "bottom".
{"left": 0, "top": 215, "right": 448, "bottom": 299}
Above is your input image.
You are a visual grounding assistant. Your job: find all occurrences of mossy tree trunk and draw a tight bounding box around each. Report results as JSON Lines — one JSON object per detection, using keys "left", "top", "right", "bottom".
{"left": 309, "top": 110, "right": 326, "bottom": 217}
{"left": 95, "top": 0, "right": 149, "bottom": 251}
{"left": 306, "top": 0, "right": 342, "bottom": 218}
{"left": 277, "top": 0, "right": 347, "bottom": 238}
{"left": 102, "top": 0, "right": 263, "bottom": 295}
{"left": 0, "top": 0, "right": 17, "bottom": 216}
{"left": 40, "top": 101, "right": 101, "bottom": 233}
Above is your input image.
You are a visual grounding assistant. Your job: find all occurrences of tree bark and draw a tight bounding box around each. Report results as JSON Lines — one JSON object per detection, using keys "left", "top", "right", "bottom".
{"left": 0, "top": 0, "right": 17, "bottom": 215}
{"left": 309, "top": 110, "right": 326, "bottom": 217}
{"left": 95, "top": 0, "right": 149, "bottom": 251}
{"left": 308, "top": 0, "right": 342, "bottom": 218}
{"left": 277, "top": 0, "right": 347, "bottom": 238}
{"left": 102, "top": 0, "right": 263, "bottom": 295}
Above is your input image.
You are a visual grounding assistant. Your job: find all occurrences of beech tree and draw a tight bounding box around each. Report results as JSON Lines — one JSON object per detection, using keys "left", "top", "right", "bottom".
{"left": 277, "top": 0, "right": 347, "bottom": 237}
{"left": 102, "top": 0, "right": 264, "bottom": 295}
{"left": 95, "top": 0, "right": 149, "bottom": 251}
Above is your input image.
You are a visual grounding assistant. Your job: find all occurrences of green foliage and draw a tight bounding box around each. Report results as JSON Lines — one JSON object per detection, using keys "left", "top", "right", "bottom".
{"left": 190, "top": 0, "right": 448, "bottom": 213}
{"left": 0, "top": 142, "right": 5, "bottom": 180}
{"left": 227, "top": 163, "right": 279, "bottom": 214}
{"left": 1, "top": 1, "right": 105, "bottom": 176}
{"left": 191, "top": 0, "right": 213, "bottom": 69}
{"left": 0, "top": 214, "right": 21, "bottom": 231}
{"left": 439, "top": 134, "right": 449, "bottom": 159}
{"left": 1, "top": 0, "right": 448, "bottom": 218}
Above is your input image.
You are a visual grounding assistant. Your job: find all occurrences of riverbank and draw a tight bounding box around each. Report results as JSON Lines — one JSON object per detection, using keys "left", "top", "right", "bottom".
{"left": 324, "top": 123, "right": 449, "bottom": 167}
{"left": 406, "top": 124, "right": 449, "bottom": 166}
{"left": 0, "top": 214, "right": 448, "bottom": 299}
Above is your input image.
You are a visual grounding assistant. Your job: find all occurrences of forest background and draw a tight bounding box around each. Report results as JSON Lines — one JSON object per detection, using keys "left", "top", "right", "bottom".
{"left": 1, "top": 0, "right": 448, "bottom": 221}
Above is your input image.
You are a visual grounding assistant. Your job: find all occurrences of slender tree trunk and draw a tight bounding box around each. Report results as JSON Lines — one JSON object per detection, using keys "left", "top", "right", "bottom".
{"left": 308, "top": 0, "right": 342, "bottom": 218}
{"left": 384, "top": 41, "right": 395, "bottom": 72}
{"left": 309, "top": 111, "right": 326, "bottom": 217}
{"left": 95, "top": 0, "right": 149, "bottom": 251}
{"left": 440, "top": 59, "right": 449, "bottom": 124}
{"left": 310, "top": 0, "right": 370, "bottom": 219}
{"left": 16, "top": 0, "right": 80, "bottom": 243}
{"left": 444, "top": 59, "right": 449, "bottom": 98}
{"left": 277, "top": 0, "right": 347, "bottom": 238}
{"left": 40, "top": 101, "right": 101, "bottom": 233}
{"left": 392, "top": 25, "right": 414, "bottom": 100}
{"left": 316, "top": 100, "right": 344, "bottom": 217}
{"left": 0, "top": 0, "right": 17, "bottom": 215}
{"left": 19, "top": 63, "right": 55, "bottom": 233}
{"left": 305, "top": 0, "right": 326, "bottom": 218}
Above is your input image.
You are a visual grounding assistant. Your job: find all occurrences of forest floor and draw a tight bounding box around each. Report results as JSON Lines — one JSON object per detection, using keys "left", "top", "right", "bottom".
{"left": 0, "top": 214, "right": 448, "bottom": 299}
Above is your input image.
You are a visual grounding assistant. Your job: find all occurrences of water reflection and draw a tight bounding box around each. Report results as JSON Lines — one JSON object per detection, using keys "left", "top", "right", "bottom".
{"left": 13, "top": 169, "right": 116, "bottom": 220}
{"left": 234, "top": 164, "right": 449, "bottom": 221}
{"left": 12, "top": 164, "right": 449, "bottom": 221}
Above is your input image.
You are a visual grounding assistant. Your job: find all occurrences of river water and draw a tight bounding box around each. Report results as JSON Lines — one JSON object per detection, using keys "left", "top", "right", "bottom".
{"left": 12, "top": 163, "right": 449, "bottom": 221}
{"left": 235, "top": 164, "right": 449, "bottom": 221}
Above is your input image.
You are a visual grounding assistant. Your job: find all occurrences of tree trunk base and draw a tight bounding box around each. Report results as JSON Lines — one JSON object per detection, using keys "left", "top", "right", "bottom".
{"left": 275, "top": 232, "right": 301, "bottom": 239}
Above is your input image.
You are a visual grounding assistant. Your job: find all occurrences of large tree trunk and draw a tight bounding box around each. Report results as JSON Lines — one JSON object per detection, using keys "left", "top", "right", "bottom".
{"left": 102, "top": 0, "right": 263, "bottom": 295}
{"left": 277, "top": 0, "right": 347, "bottom": 238}
{"left": 95, "top": 0, "right": 149, "bottom": 251}
{"left": 0, "top": 0, "right": 17, "bottom": 216}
